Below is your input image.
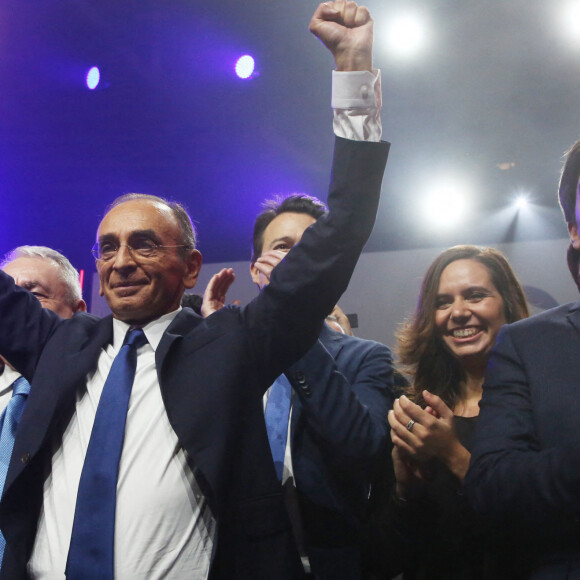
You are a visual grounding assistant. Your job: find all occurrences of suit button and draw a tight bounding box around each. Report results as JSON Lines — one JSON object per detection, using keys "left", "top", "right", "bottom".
{"left": 21, "top": 453, "right": 31, "bottom": 465}
{"left": 293, "top": 372, "right": 311, "bottom": 397}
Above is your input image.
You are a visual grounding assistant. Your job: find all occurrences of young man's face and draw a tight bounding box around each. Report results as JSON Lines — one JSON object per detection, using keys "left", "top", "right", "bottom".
{"left": 250, "top": 212, "right": 316, "bottom": 289}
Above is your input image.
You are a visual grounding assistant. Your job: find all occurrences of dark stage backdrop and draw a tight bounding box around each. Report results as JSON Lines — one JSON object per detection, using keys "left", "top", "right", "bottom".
{"left": 1, "top": 0, "right": 577, "bottom": 308}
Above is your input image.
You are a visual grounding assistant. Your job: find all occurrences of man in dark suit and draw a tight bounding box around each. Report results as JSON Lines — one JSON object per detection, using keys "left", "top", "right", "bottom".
{"left": 0, "top": 246, "right": 86, "bottom": 482}
{"left": 0, "top": 3, "right": 390, "bottom": 578}
{"left": 0, "top": 246, "right": 87, "bottom": 572}
{"left": 0, "top": 245, "right": 86, "bottom": 424}
{"left": 246, "top": 193, "right": 393, "bottom": 579}
{"left": 464, "top": 140, "right": 580, "bottom": 577}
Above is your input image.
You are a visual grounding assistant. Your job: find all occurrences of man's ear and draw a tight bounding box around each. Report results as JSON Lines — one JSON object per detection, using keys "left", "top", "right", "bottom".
{"left": 183, "top": 250, "right": 203, "bottom": 289}
{"left": 74, "top": 299, "right": 88, "bottom": 313}
{"left": 250, "top": 262, "right": 261, "bottom": 286}
{"left": 569, "top": 223, "right": 580, "bottom": 250}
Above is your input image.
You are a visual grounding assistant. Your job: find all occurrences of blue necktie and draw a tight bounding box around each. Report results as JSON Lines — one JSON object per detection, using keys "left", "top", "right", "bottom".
{"left": 264, "top": 374, "right": 292, "bottom": 481}
{"left": 66, "top": 328, "right": 147, "bottom": 580}
{"left": 0, "top": 376, "right": 31, "bottom": 564}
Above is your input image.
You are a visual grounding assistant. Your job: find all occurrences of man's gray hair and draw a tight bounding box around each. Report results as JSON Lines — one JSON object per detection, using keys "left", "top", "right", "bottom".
{"left": 0, "top": 246, "right": 82, "bottom": 304}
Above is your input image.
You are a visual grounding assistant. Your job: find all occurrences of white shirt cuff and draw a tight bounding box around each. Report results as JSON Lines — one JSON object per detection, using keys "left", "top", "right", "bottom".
{"left": 332, "top": 69, "right": 381, "bottom": 109}
{"left": 332, "top": 70, "right": 382, "bottom": 142}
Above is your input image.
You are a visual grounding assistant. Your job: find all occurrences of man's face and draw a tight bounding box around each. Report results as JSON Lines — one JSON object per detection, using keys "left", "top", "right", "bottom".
{"left": 96, "top": 199, "right": 202, "bottom": 325}
{"left": 250, "top": 212, "right": 316, "bottom": 289}
{"left": 3, "top": 256, "right": 85, "bottom": 319}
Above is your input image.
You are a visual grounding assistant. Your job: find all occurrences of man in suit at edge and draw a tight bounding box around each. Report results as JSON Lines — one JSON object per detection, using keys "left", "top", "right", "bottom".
{"left": 203, "top": 194, "right": 394, "bottom": 579}
{"left": 0, "top": 246, "right": 87, "bottom": 569}
{"left": 464, "top": 142, "right": 580, "bottom": 578}
{"left": 0, "top": 2, "right": 390, "bottom": 578}
{"left": 0, "top": 245, "right": 86, "bottom": 486}
{"left": 0, "top": 244, "right": 87, "bottom": 409}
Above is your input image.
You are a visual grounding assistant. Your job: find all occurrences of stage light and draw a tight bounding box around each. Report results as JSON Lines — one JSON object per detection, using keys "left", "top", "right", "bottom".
{"left": 423, "top": 179, "right": 470, "bottom": 227}
{"left": 86, "top": 67, "right": 100, "bottom": 90}
{"left": 515, "top": 195, "right": 529, "bottom": 209}
{"left": 235, "top": 55, "right": 255, "bottom": 79}
{"left": 383, "top": 13, "right": 429, "bottom": 59}
{"left": 559, "top": 1, "right": 580, "bottom": 45}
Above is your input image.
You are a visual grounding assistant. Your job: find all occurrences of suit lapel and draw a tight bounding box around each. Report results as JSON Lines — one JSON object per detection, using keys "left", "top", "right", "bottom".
{"left": 290, "top": 325, "right": 343, "bottom": 441}
{"left": 318, "top": 323, "right": 345, "bottom": 359}
{"left": 155, "top": 307, "right": 204, "bottom": 372}
{"left": 154, "top": 308, "right": 234, "bottom": 512}
{"left": 6, "top": 315, "right": 113, "bottom": 491}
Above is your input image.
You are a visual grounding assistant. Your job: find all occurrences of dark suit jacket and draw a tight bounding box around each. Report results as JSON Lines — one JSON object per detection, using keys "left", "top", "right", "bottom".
{"left": 465, "top": 302, "right": 580, "bottom": 578}
{"left": 0, "top": 137, "right": 389, "bottom": 580}
{"left": 284, "top": 323, "right": 393, "bottom": 579}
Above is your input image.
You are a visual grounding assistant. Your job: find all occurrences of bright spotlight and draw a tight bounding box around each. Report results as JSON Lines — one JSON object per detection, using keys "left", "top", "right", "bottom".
{"left": 86, "top": 67, "right": 100, "bottom": 90}
{"left": 384, "top": 13, "right": 428, "bottom": 58}
{"left": 235, "top": 55, "right": 255, "bottom": 79}
{"left": 515, "top": 195, "right": 529, "bottom": 209}
{"left": 560, "top": 1, "right": 580, "bottom": 43}
{"left": 423, "top": 180, "right": 470, "bottom": 227}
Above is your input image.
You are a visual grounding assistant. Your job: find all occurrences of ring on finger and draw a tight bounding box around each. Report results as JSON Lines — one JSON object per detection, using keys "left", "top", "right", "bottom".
{"left": 406, "top": 419, "right": 415, "bottom": 432}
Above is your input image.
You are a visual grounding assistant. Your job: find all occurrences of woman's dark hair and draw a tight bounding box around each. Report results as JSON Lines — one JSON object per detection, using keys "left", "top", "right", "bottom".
{"left": 397, "top": 245, "right": 529, "bottom": 410}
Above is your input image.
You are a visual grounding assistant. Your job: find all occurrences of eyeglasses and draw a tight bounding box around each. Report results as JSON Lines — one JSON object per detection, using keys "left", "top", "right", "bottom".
{"left": 91, "top": 240, "right": 189, "bottom": 261}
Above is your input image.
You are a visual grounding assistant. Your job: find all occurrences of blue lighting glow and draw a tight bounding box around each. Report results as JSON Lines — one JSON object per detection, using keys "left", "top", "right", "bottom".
{"left": 235, "top": 55, "right": 255, "bottom": 79}
{"left": 86, "top": 67, "right": 100, "bottom": 90}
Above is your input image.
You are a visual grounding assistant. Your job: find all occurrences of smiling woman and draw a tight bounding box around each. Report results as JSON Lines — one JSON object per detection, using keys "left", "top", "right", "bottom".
{"left": 397, "top": 245, "right": 528, "bottom": 413}
{"left": 375, "top": 246, "right": 530, "bottom": 580}
{"left": 434, "top": 259, "right": 507, "bottom": 376}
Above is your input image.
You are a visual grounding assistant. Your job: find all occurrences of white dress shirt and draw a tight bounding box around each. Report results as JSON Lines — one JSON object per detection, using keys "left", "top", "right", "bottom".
{"left": 29, "top": 309, "right": 215, "bottom": 579}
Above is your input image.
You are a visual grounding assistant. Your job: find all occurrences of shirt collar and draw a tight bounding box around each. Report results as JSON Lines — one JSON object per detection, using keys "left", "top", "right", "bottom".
{"left": 0, "top": 364, "right": 23, "bottom": 395}
{"left": 112, "top": 307, "right": 182, "bottom": 353}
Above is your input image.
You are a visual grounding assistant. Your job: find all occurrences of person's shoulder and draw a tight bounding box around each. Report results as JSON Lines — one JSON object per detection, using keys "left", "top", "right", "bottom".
{"left": 67, "top": 311, "right": 110, "bottom": 335}
{"left": 324, "top": 326, "right": 392, "bottom": 359}
{"left": 342, "top": 332, "right": 391, "bottom": 352}
{"left": 70, "top": 311, "right": 102, "bottom": 323}
{"left": 505, "top": 301, "right": 580, "bottom": 335}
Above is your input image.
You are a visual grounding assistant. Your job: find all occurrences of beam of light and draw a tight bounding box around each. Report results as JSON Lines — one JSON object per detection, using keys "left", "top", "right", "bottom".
{"left": 383, "top": 13, "right": 429, "bottom": 59}
{"left": 235, "top": 55, "right": 255, "bottom": 79}
{"left": 86, "top": 67, "right": 100, "bottom": 90}
{"left": 422, "top": 179, "right": 471, "bottom": 228}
